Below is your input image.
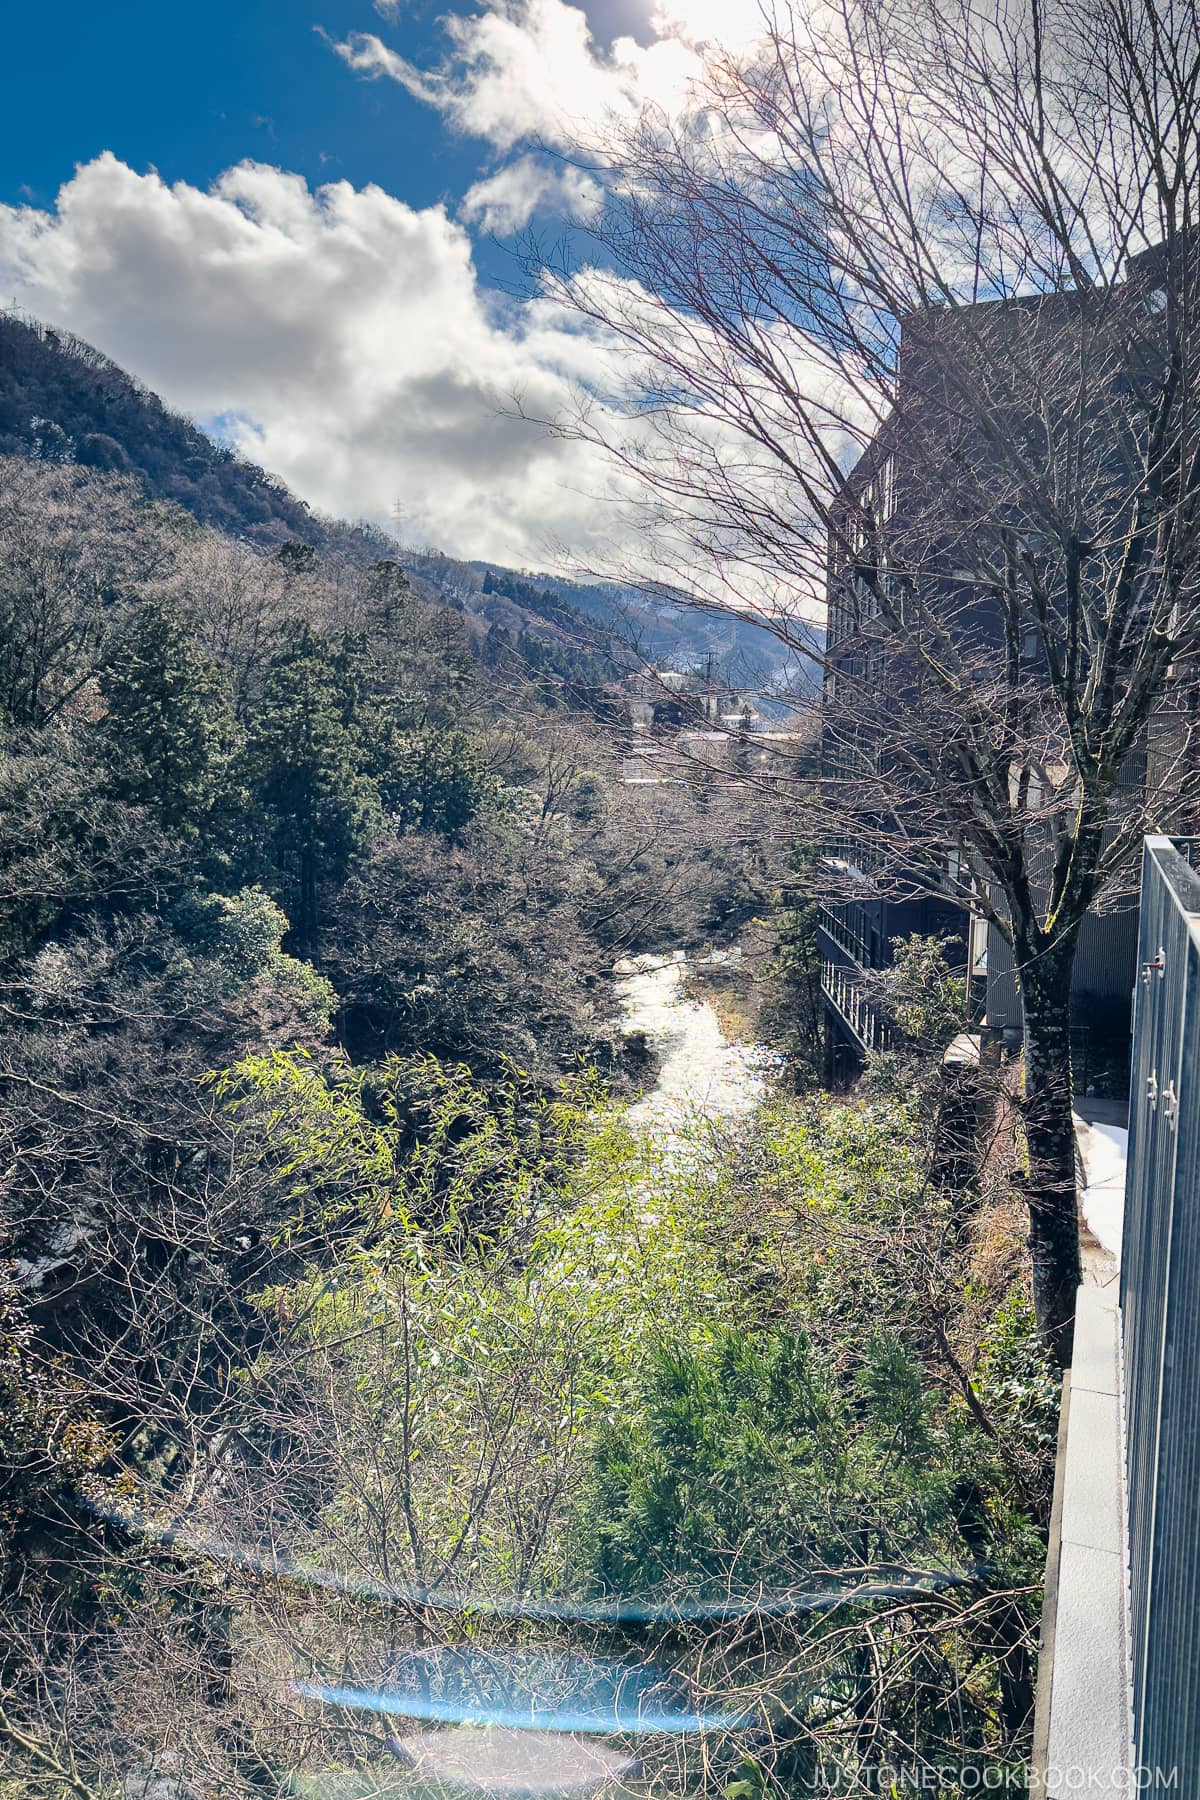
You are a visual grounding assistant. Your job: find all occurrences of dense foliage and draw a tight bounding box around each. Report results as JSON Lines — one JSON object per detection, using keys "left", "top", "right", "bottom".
{"left": 0, "top": 1053, "right": 1047, "bottom": 1794}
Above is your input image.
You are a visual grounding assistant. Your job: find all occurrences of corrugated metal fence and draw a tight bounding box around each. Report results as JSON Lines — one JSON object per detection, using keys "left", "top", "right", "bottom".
{"left": 1121, "top": 835, "right": 1200, "bottom": 1791}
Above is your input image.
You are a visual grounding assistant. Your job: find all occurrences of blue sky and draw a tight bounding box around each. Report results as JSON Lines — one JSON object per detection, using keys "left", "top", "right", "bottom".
{"left": 1, "top": 2, "right": 480, "bottom": 240}
{"left": 0, "top": 0, "right": 661, "bottom": 222}
{"left": 0, "top": 0, "right": 764, "bottom": 569}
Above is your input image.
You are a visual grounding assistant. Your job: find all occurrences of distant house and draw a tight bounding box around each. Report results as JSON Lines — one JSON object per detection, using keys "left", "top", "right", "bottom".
{"left": 619, "top": 665, "right": 811, "bottom": 789}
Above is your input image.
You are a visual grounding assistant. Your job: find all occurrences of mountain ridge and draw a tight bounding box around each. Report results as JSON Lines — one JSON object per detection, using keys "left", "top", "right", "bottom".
{"left": 0, "top": 309, "right": 805, "bottom": 687}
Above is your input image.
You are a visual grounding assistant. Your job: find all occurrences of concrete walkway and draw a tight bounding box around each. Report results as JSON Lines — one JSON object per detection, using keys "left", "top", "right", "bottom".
{"left": 1033, "top": 1098, "right": 1131, "bottom": 1797}
{"left": 1074, "top": 1098, "right": 1128, "bottom": 1271}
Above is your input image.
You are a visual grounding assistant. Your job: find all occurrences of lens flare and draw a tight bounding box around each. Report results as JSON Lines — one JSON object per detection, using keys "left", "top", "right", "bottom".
{"left": 85, "top": 1495, "right": 979, "bottom": 1626}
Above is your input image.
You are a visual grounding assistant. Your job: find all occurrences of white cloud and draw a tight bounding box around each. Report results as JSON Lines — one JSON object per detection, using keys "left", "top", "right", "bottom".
{"left": 460, "top": 154, "right": 602, "bottom": 233}
{"left": 0, "top": 153, "right": 837, "bottom": 621}
{"left": 0, "top": 154, "right": 636, "bottom": 569}
{"left": 326, "top": 31, "right": 442, "bottom": 107}
{"left": 329, "top": 0, "right": 717, "bottom": 154}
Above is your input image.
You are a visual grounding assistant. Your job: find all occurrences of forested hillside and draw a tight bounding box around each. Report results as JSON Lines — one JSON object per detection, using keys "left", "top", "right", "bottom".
{"left": 0, "top": 311, "right": 793, "bottom": 694}
{"left": 0, "top": 314, "right": 333, "bottom": 547}
{"left": 409, "top": 554, "right": 804, "bottom": 691}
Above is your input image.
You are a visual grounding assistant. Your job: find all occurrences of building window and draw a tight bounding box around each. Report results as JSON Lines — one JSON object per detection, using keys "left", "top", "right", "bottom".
{"left": 877, "top": 455, "right": 895, "bottom": 524}
{"left": 969, "top": 910, "right": 988, "bottom": 977}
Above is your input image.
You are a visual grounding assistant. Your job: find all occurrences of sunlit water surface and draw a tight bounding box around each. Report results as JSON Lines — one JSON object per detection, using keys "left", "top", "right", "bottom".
{"left": 614, "top": 951, "right": 772, "bottom": 1138}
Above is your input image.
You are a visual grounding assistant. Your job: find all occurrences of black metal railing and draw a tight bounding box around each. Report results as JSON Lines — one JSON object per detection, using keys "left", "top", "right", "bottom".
{"left": 819, "top": 958, "right": 893, "bottom": 1053}
{"left": 817, "top": 904, "right": 872, "bottom": 967}
{"left": 1120, "top": 835, "right": 1200, "bottom": 1791}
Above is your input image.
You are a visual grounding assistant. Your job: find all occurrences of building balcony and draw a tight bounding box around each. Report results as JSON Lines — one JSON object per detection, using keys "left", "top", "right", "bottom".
{"left": 819, "top": 955, "right": 892, "bottom": 1054}
{"left": 816, "top": 903, "right": 873, "bottom": 966}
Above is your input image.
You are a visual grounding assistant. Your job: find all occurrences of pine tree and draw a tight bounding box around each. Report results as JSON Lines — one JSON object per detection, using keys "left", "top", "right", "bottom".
{"left": 756, "top": 847, "right": 826, "bottom": 1090}
{"left": 330, "top": 626, "right": 494, "bottom": 837}
{"left": 357, "top": 558, "right": 413, "bottom": 636}
{"left": 379, "top": 728, "right": 495, "bottom": 836}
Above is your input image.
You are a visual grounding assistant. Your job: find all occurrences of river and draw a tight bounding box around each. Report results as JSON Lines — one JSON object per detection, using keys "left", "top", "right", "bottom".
{"left": 614, "top": 951, "right": 770, "bottom": 1136}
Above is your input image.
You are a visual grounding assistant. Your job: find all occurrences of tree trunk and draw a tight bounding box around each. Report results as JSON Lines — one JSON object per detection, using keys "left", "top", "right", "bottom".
{"left": 1016, "top": 944, "right": 1081, "bottom": 1368}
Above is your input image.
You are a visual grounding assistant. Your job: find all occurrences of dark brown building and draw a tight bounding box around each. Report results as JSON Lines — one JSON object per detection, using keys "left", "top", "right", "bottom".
{"left": 814, "top": 254, "right": 1180, "bottom": 1080}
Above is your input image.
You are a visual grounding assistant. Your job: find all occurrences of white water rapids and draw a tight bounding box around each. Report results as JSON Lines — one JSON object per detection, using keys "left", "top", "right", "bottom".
{"left": 614, "top": 951, "right": 770, "bottom": 1137}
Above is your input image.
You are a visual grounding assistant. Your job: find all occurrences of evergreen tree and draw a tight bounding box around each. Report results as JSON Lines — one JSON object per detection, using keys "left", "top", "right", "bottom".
{"left": 330, "top": 626, "right": 494, "bottom": 837}
{"left": 275, "top": 539, "right": 320, "bottom": 579}
{"left": 755, "top": 847, "right": 825, "bottom": 1090}
{"left": 381, "top": 728, "right": 495, "bottom": 836}
{"left": 357, "top": 558, "right": 413, "bottom": 636}
{"left": 243, "top": 624, "right": 382, "bottom": 955}
{"left": 100, "top": 598, "right": 242, "bottom": 845}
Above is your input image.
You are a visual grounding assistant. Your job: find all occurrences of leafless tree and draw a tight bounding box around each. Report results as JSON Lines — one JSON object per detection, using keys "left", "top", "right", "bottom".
{"left": 0, "top": 460, "right": 183, "bottom": 729}
{"left": 537, "top": 0, "right": 1200, "bottom": 1359}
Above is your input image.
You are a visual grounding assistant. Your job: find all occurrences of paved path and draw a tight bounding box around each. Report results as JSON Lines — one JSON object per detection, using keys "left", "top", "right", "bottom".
{"left": 1074, "top": 1098, "right": 1128, "bottom": 1275}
